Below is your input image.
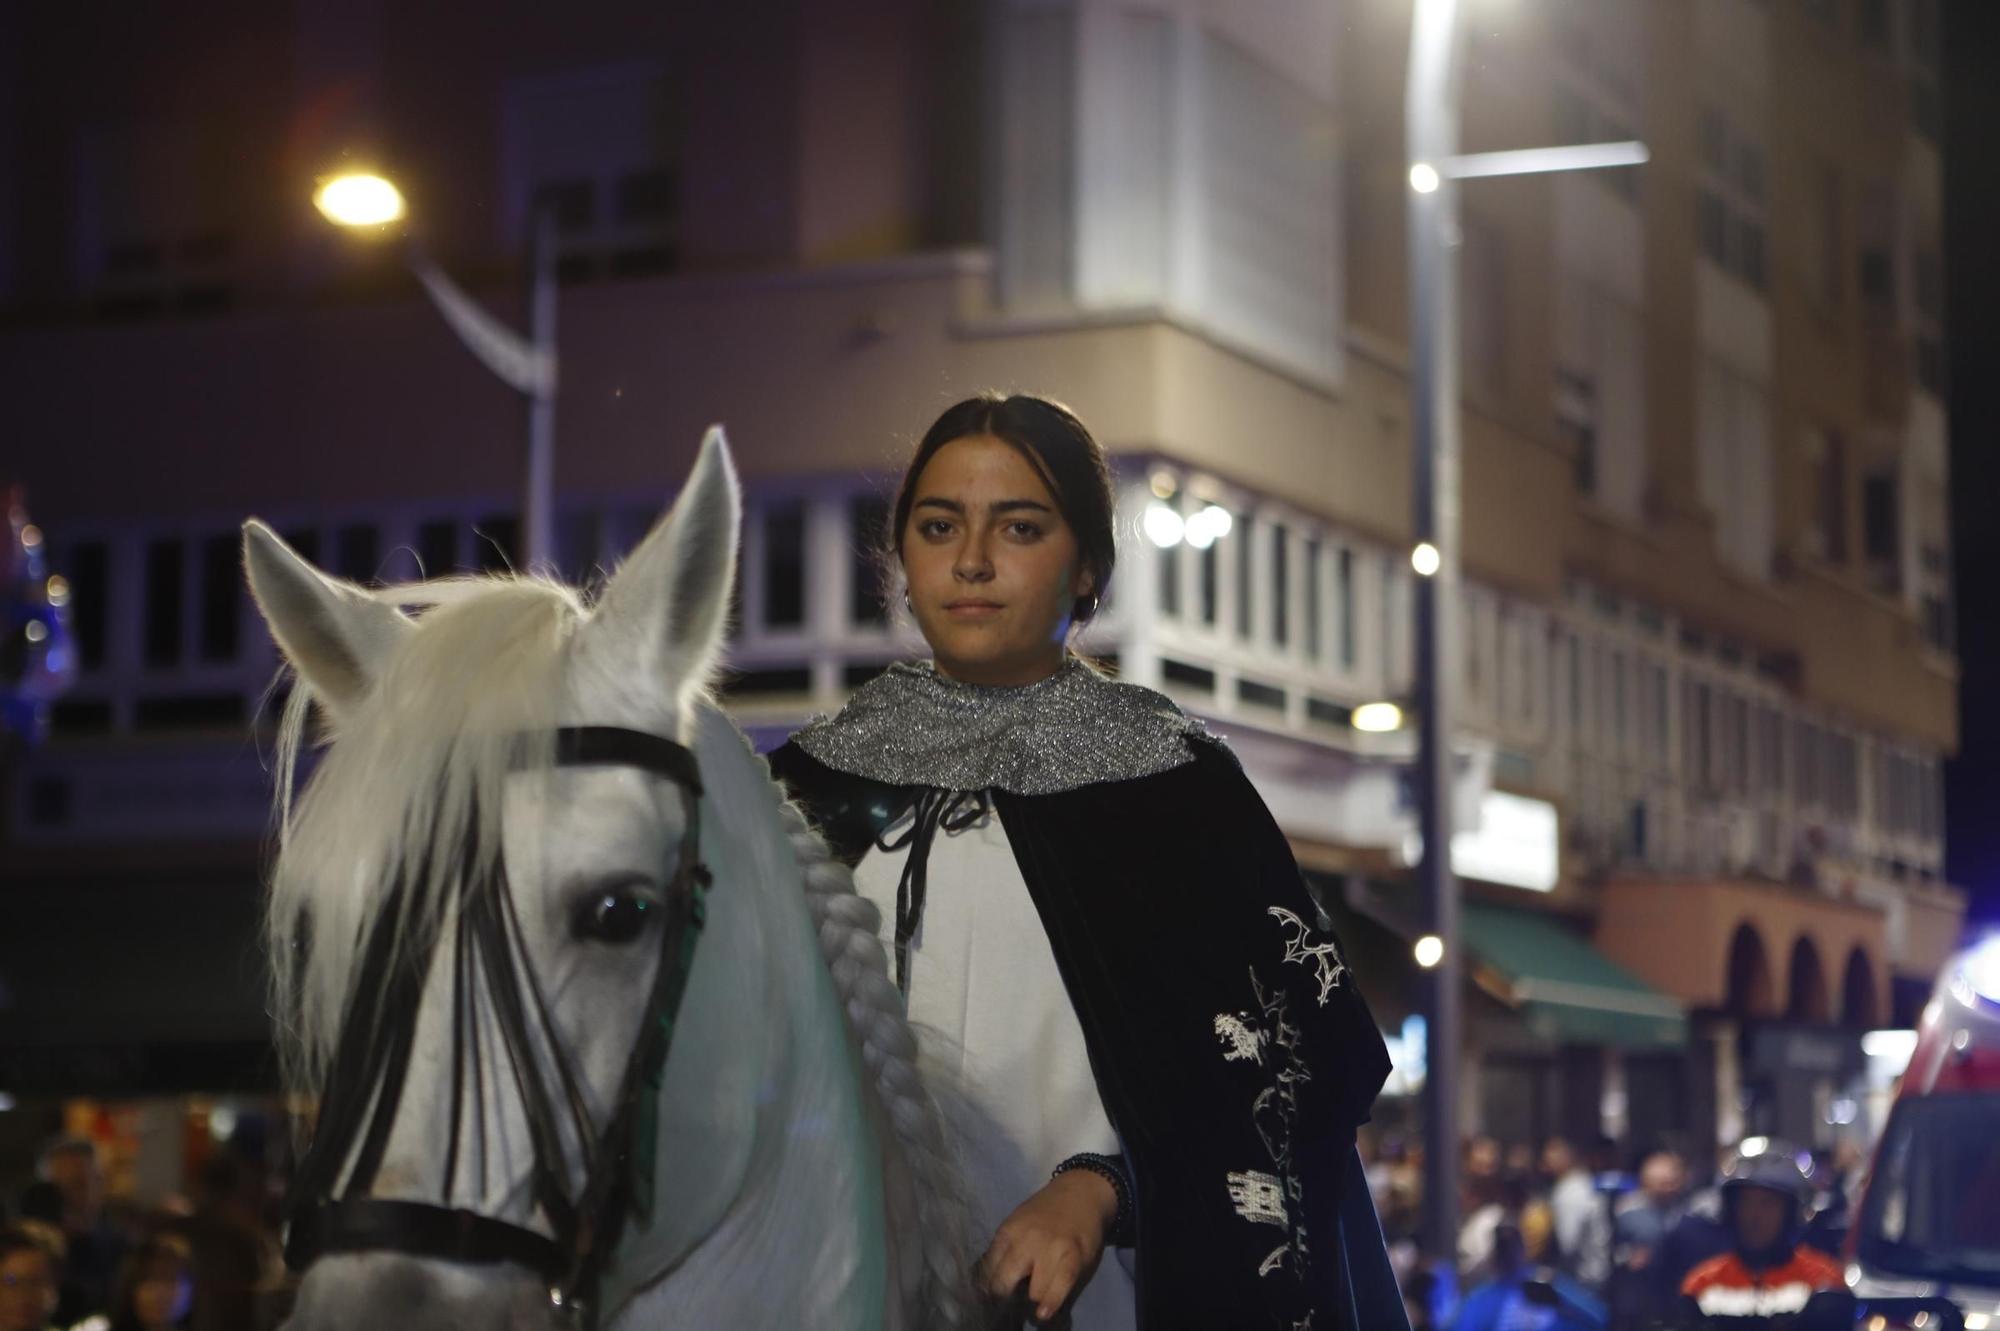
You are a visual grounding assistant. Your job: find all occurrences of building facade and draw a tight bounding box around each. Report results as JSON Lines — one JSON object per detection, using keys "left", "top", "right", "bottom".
{"left": 0, "top": 0, "right": 1961, "bottom": 1163}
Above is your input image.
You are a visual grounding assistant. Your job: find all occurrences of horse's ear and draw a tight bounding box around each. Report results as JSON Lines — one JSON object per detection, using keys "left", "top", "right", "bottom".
{"left": 586, "top": 425, "right": 741, "bottom": 695}
{"left": 242, "top": 519, "right": 412, "bottom": 714}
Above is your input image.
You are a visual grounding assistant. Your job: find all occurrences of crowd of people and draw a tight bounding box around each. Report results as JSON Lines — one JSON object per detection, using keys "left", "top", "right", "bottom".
{"left": 1, "top": 1139, "right": 281, "bottom": 1331}
{"left": 1366, "top": 1132, "right": 1866, "bottom": 1331}
{"left": 0, "top": 1123, "right": 1873, "bottom": 1330}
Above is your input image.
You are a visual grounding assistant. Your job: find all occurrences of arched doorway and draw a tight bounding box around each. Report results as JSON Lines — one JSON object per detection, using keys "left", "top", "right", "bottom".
{"left": 1788, "top": 936, "right": 1830, "bottom": 1024}
{"left": 1842, "top": 947, "right": 1878, "bottom": 1030}
{"left": 1726, "top": 923, "right": 1775, "bottom": 1019}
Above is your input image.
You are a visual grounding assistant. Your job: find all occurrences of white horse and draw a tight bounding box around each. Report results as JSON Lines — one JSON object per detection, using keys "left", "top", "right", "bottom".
{"left": 246, "top": 430, "right": 970, "bottom": 1330}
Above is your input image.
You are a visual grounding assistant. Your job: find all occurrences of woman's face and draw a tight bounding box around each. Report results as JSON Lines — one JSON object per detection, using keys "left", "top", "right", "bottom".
{"left": 0, "top": 1249, "right": 57, "bottom": 1331}
{"left": 900, "top": 434, "right": 1091, "bottom": 687}
{"left": 132, "top": 1259, "right": 192, "bottom": 1330}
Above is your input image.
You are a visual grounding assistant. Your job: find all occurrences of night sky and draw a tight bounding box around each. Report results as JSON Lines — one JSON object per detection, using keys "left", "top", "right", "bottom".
{"left": 1944, "top": 1, "right": 1999, "bottom": 933}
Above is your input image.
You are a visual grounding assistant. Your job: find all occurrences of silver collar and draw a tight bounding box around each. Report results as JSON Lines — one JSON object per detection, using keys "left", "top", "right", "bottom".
{"left": 790, "top": 657, "right": 1210, "bottom": 795}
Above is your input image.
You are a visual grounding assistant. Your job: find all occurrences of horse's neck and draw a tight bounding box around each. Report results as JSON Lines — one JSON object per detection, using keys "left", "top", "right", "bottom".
{"left": 618, "top": 1054, "right": 885, "bottom": 1329}
{"left": 612, "top": 713, "right": 890, "bottom": 1329}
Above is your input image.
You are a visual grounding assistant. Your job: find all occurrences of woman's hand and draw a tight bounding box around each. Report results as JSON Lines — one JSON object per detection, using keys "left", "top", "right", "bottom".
{"left": 978, "top": 1169, "right": 1119, "bottom": 1324}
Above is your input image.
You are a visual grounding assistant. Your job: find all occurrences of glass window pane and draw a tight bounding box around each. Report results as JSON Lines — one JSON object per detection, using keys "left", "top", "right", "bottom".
{"left": 144, "top": 538, "right": 184, "bottom": 668}
{"left": 763, "top": 500, "right": 806, "bottom": 629}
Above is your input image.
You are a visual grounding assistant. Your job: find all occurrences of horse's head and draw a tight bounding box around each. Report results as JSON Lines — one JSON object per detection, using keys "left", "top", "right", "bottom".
{"left": 246, "top": 430, "right": 832, "bottom": 1329}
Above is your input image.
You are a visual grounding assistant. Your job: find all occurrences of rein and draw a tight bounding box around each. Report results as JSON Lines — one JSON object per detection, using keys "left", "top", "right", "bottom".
{"left": 283, "top": 726, "right": 711, "bottom": 1329}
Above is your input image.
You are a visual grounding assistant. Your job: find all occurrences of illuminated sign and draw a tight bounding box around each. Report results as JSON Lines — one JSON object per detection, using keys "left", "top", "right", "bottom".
{"left": 1450, "top": 790, "right": 1560, "bottom": 893}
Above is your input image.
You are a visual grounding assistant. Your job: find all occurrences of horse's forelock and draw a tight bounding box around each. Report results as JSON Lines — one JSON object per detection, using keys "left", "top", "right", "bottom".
{"left": 265, "top": 574, "right": 589, "bottom": 1093}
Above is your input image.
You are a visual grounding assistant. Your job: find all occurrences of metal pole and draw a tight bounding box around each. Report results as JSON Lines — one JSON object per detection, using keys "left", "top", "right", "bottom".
{"left": 1408, "top": 0, "right": 1466, "bottom": 1275}
{"left": 523, "top": 205, "right": 558, "bottom": 572}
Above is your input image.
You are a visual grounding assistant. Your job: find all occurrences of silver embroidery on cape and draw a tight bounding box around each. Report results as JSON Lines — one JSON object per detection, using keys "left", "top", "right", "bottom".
{"left": 1214, "top": 1013, "right": 1269, "bottom": 1064}
{"left": 1227, "top": 1170, "right": 1288, "bottom": 1227}
{"left": 1217, "top": 965, "right": 1315, "bottom": 1282}
{"left": 790, "top": 656, "right": 1216, "bottom": 795}
{"left": 1268, "top": 906, "right": 1348, "bottom": 1006}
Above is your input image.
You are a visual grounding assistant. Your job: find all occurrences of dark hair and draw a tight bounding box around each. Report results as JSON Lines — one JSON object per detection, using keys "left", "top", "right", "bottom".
{"left": 889, "top": 393, "right": 1116, "bottom": 625}
{"left": 107, "top": 1230, "right": 193, "bottom": 1331}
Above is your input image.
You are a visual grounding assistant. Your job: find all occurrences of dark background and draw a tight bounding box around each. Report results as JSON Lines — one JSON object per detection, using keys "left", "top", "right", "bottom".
{"left": 1944, "top": 0, "right": 1999, "bottom": 932}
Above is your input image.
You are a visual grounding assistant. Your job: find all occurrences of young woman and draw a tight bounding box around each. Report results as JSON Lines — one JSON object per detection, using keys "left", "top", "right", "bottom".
{"left": 769, "top": 393, "right": 1406, "bottom": 1330}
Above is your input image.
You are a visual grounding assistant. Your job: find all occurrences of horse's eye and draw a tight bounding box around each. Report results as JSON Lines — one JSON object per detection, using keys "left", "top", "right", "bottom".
{"left": 573, "top": 892, "right": 653, "bottom": 945}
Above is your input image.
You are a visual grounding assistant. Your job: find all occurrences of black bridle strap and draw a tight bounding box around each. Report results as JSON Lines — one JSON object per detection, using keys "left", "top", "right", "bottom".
{"left": 551, "top": 726, "right": 703, "bottom": 795}
{"left": 287, "top": 1198, "right": 565, "bottom": 1277}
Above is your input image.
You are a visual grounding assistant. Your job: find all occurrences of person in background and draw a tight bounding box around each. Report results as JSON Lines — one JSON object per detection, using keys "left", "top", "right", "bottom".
{"left": 1608, "top": 1151, "right": 1687, "bottom": 1329}
{"left": 75, "top": 1231, "right": 196, "bottom": 1331}
{"left": 1543, "top": 1138, "right": 1612, "bottom": 1289}
{"left": 1450, "top": 1221, "right": 1607, "bottom": 1331}
{"left": 27, "top": 1141, "right": 123, "bottom": 1326}
{"left": 0, "top": 1225, "right": 63, "bottom": 1331}
{"left": 183, "top": 1155, "right": 276, "bottom": 1331}
{"left": 1677, "top": 1142, "right": 1840, "bottom": 1328}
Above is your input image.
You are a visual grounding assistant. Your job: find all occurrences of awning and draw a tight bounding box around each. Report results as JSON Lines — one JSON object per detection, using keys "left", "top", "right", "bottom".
{"left": 1336, "top": 879, "right": 1688, "bottom": 1051}
{"left": 1460, "top": 901, "right": 1688, "bottom": 1050}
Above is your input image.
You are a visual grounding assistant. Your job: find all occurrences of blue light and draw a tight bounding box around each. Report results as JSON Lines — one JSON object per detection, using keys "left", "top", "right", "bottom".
{"left": 1960, "top": 937, "right": 2000, "bottom": 1006}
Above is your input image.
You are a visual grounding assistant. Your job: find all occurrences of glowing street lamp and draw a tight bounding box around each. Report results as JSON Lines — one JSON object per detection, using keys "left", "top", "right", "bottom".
{"left": 313, "top": 173, "right": 407, "bottom": 228}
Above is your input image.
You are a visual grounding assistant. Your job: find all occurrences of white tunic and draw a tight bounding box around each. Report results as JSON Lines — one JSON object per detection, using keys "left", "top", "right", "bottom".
{"left": 853, "top": 800, "right": 1139, "bottom": 1329}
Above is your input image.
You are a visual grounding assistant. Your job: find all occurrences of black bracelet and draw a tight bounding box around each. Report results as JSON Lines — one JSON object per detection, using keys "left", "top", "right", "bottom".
{"left": 1052, "top": 1152, "right": 1136, "bottom": 1248}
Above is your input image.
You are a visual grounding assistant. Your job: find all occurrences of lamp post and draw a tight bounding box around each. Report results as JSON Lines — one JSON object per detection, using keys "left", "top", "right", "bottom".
{"left": 1404, "top": 0, "right": 1649, "bottom": 1274}
{"left": 315, "top": 172, "right": 559, "bottom": 571}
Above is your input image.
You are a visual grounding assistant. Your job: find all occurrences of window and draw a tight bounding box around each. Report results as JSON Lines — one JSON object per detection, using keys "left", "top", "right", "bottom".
{"left": 1698, "top": 359, "right": 1775, "bottom": 579}
{"left": 474, "top": 515, "right": 520, "bottom": 573}
{"left": 1796, "top": 720, "right": 1824, "bottom": 809}
{"left": 1336, "top": 547, "right": 1356, "bottom": 669}
{"left": 1199, "top": 527, "right": 1220, "bottom": 628}
{"left": 1271, "top": 523, "right": 1290, "bottom": 648}
{"left": 67, "top": 541, "right": 109, "bottom": 670}
{"left": 1863, "top": 469, "right": 1899, "bottom": 584}
{"left": 144, "top": 538, "right": 184, "bottom": 668}
{"left": 417, "top": 520, "right": 457, "bottom": 578}
{"left": 1809, "top": 428, "right": 1848, "bottom": 562}
{"left": 532, "top": 179, "right": 596, "bottom": 235}
{"left": 1555, "top": 278, "right": 1645, "bottom": 518}
{"left": 850, "top": 496, "right": 891, "bottom": 626}
{"left": 1915, "top": 250, "right": 1946, "bottom": 396}
{"left": 502, "top": 64, "right": 681, "bottom": 282}
{"left": 74, "top": 122, "right": 238, "bottom": 319}
{"left": 335, "top": 524, "right": 380, "bottom": 585}
{"left": 199, "top": 534, "right": 239, "bottom": 662}
{"left": 763, "top": 500, "right": 806, "bottom": 629}
{"left": 1647, "top": 661, "right": 1670, "bottom": 770}
{"left": 1695, "top": 108, "right": 1768, "bottom": 291}
{"left": 1236, "top": 513, "right": 1257, "bottom": 641}
{"left": 1304, "top": 537, "right": 1322, "bottom": 662}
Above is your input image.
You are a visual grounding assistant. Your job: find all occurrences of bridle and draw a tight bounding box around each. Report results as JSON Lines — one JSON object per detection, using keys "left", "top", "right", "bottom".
{"left": 283, "top": 726, "right": 712, "bottom": 1329}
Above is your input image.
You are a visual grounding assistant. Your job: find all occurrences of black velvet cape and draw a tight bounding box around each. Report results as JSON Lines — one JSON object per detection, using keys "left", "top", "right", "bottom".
{"left": 768, "top": 734, "right": 1409, "bottom": 1331}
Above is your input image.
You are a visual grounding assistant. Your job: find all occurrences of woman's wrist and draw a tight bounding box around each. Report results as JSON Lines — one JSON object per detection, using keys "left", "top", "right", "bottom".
{"left": 1051, "top": 1152, "right": 1135, "bottom": 1247}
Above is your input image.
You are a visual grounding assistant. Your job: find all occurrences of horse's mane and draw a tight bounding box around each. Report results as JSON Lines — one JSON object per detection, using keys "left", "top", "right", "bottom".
{"left": 266, "top": 574, "right": 583, "bottom": 1095}
{"left": 265, "top": 568, "right": 972, "bottom": 1325}
{"left": 766, "top": 771, "right": 975, "bottom": 1327}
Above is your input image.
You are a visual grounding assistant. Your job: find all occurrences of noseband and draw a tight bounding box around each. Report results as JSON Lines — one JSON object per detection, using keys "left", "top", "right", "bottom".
{"left": 283, "top": 726, "right": 711, "bottom": 1329}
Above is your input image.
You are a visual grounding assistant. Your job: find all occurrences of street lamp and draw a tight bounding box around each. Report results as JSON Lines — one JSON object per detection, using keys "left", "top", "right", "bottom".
{"left": 1404, "top": 0, "right": 1648, "bottom": 1273}
{"left": 314, "top": 171, "right": 559, "bottom": 571}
